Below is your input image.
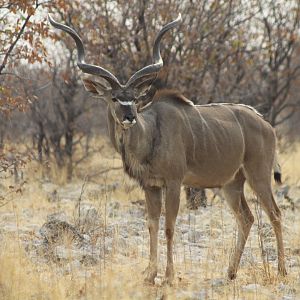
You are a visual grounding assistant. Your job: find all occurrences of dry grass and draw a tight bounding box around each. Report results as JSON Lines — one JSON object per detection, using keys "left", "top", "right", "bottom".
{"left": 0, "top": 138, "right": 300, "bottom": 299}
{"left": 281, "top": 144, "right": 300, "bottom": 185}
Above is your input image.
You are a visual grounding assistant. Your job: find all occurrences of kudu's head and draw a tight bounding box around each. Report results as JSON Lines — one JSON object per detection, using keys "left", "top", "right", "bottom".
{"left": 48, "top": 14, "right": 181, "bottom": 129}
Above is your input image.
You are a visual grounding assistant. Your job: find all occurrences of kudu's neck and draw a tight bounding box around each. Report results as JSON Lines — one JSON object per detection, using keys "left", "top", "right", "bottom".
{"left": 107, "top": 108, "right": 156, "bottom": 162}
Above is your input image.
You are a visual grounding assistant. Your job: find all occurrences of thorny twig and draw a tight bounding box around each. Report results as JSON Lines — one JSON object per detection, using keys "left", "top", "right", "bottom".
{"left": 75, "top": 175, "right": 89, "bottom": 229}
{"left": 255, "top": 201, "right": 271, "bottom": 280}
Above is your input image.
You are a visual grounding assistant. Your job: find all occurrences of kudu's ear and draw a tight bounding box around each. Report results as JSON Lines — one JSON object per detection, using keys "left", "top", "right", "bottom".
{"left": 134, "top": 75, "right": 157, "bottom": 112}
{"left": 135, "top": 76, "right": 165, "bottom": 111}
{"left": 82, "top": 75, "right": 112, "bottom": 98}
{"left": 133, "top": 73, "right": 158, "bottom": 99}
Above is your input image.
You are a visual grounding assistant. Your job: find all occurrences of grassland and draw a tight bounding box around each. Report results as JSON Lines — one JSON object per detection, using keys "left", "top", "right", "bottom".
{"left": 0, "top": 138, "right": 299, "bottom": 299}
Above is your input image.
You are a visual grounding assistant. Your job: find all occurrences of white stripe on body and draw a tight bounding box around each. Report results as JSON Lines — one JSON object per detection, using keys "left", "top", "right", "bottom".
{"left": 194, "top": 103, "right": 262, "bottom": 117}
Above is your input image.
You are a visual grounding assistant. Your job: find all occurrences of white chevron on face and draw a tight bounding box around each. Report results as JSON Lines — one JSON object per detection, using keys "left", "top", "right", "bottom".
{"left": 117, "top": 100, "right": 134, "bottom": 106}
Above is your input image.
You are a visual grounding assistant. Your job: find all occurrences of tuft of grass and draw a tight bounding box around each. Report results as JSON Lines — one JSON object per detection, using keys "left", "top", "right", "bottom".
{"left": 281, "top": 143, "right": 300, "bottom": 185}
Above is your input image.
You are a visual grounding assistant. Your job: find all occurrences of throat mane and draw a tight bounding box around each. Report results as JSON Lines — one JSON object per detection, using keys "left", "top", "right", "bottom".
{"left": 118, "top": 133, "right": 149, "bottom": 186}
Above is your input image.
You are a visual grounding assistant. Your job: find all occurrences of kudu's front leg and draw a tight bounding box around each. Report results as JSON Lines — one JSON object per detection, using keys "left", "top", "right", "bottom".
{"left": 143, "top": 186, "right": 162, "bottom": 284}
{"left": 164, "top": 181, "right": 181, "bottom": 285}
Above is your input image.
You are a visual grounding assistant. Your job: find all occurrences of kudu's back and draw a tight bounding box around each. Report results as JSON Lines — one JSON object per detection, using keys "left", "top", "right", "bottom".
{"left": 143, "top": 96, "right": 276, "bottom": 189}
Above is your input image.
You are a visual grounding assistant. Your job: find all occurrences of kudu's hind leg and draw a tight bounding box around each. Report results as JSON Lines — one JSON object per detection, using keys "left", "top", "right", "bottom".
{"left": 164, "top": 181, "right": 181, "bottom": 285}
{"left": 222, "top": 171, "right": 254, "bottom": 280}
{"left": 246, "top": 178, "right": 287, "bottom": 276}
{"left": 143, "top": 186, "right": 162, "bottom": 284}
{"left": 244, "top": 154, "right": 287, "bottom": 277}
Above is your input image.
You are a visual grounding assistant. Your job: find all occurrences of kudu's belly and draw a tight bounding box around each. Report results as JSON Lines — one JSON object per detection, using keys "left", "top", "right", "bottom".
{"left": 183, "top": 168, "right": 240, "bottom": 188}
{"left": 183, "top": 140, "right": 245, "bottom": 188}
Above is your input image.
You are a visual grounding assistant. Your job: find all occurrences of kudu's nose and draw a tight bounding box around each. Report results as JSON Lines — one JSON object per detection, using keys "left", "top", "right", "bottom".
{"left": 124, "top": 115, "right": 135, "bottom": 123}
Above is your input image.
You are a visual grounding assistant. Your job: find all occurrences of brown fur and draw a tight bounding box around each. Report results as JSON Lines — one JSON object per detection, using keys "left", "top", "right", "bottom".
{"left": 152, "top": 89, "right": 194, "bottom": 105}
{"left": 51, "top": 15, "right": 286, "bottom": 283}
{"left": 100, "top": 91, "right": 287, "bottom": 284}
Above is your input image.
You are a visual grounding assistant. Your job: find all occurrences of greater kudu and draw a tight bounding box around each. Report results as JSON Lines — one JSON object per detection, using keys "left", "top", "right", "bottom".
{"left": 48, "top": 14, "right": 287, "bottom": 284}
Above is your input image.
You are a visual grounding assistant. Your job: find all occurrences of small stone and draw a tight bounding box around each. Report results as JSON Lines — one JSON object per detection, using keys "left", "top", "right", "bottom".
{"left": 82, "top": 234, "right": 91, "bottom": 243}
{"left": 47, "top": 212, "right": 67, "bottom": 223}
{"left": 211, "top": 278, "right": 227, "bottom": 287}
{"left": 282, "top": 296, "right": 294, "bottom": 300}
{"left": 154, "top": 277, "right": 163, "bottom": 286}
{"left": 54, "top": 245, "right": 72, "bottom": 260}
{"left": 278, "top": 282, "right": 286, "bottom": 291}
{"left": 103, "top": 237, "right": 113, "bottom": 253}
{"left": 242, "top": 283, "right": 262, "bottom": 291}
{"left": 277, "top": 282, "right": 296, "bottom": 294}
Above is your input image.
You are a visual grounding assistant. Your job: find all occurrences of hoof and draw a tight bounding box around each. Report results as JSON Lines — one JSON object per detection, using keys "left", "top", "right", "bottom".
{"left": 227, "top": 269, "right": 237, "bottom": 280}
{"left": 162, "top": 278, "right": 173, "bottom": 286}
{"left": 143, "top": 266, "right": 157, "bottom": 285}
{"left": 278, "top": 266, "right": 287, "bottom": 277}
{"left": 164, "top": 269, "right": 174, "bottom": 286}
{"left": 144, "top": 276, "right": 155, "bottom": 285}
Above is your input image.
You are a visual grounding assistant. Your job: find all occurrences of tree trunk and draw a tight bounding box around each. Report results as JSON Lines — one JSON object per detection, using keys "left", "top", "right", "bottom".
{"left": 65, "top": 129, "right": 73, "bottom": 181}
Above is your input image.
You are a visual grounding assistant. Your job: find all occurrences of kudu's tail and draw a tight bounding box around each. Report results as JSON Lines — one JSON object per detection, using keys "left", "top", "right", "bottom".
{"left": 273, "top": 152, "right": 282, "bottom": 184}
